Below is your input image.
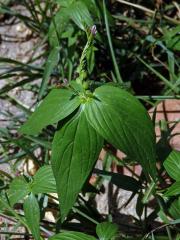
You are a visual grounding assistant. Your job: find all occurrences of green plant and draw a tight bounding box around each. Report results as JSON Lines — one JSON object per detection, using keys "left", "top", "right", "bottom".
{"left": 0, "top": 0, "right": 180, "bottom": 239}
{"left": 20, "top": 22, "right": 157, "bottom": 221}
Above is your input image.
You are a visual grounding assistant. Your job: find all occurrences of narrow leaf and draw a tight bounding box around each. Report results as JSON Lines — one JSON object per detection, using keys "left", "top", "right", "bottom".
{"left": 24, "top": 194, "right": 40, "bottom": 240}
{"left": 137, "top": 56, "right": 178, "bottom": 93}
{"left": 48, "top": 8, "right": 70, "bottom": 47}
{"left": 49, "top": 231, "right": 96, "bottom": 240}
{"left": 164, "top": 181, "right": 180, "bottom": 197}
{"left": 142, "top": 181, "right": 156, "bottom": 204}
{"left": 94, "top": 169, "right": 140, "bottom": 192}
{"left": 84, "top": 85, "right": 157, "bottom": 180}
{"left": 169, "top": 198, "right": 180, "bottom": 219}
{"left": 20, "top": 88, "right": 80, "bottom": 135}
{"left": 69, "top": 1, "right": 93, "bottom": 30}
{"left": 31, "top": 165, "right": 56, "bottom": 194}
{"left": 55, "top": 0, "right": 74, "bottom": 8}
{"left": 51, "top": 110, "right": 103, "bottom": 221}
{"left": 96, "top": 222, "right": 118, "bottom": 240}
{"left": 164, "top": 150, "right": 180, "bottom": 181}
{"left": 39, "top": 47, "right": 60, "bottom": 99}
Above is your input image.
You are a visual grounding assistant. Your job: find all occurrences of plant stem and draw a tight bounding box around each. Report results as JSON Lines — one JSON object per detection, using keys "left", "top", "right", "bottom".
{"left": 166, "top": 226, "right": 173, "bottom": 240}
{"left": 113, "top": 156, "right": 140, "bottom": 179}
{"left": 103, "top": 0, "right": 123, "bottom": 84}
{"left": 72, "top": 207, "right": 99, "bottom": 225}
{"left": 46, "top": 194, "right": 99, "bottom": 225}
{"left": 137, "top": 56, "right": 179, "bottom": 94}
{"left": 137, "top": 95, "right": 180, "bottom": 100}
{"left": 142, "top": 181, "right": 156, "bottom": 204}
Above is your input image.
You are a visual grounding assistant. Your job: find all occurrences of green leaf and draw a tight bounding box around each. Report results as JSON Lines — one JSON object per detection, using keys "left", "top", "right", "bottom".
{"left": 69, "top": 1, "right": 93, "bottom": 30}
{"left": 49, "top": 231, "right": 96, "bottom": 240}
{"left": 169, "top": 198, "right": 180, "bottom": 219}
{"left": 87, "top": 46, "right": 96, "bottom": 74}
{"left": 55, "top": 0, "right": 74, "bottom": 7}
{"left": 136, "top": 191, "right": 144, "bottom": 218}
{"left": 94, "top": 169, "right": 140, "bottom": 192}
{"left": 8, "top": 177, "right": 30, "bottom": 206}
{"left": 165, "top": 181, "right": 180, "bottom": 197}
{"left": 48, "top": 8, "right": 70, "bottom": 47}
{"left": 39, "top": 47, "right": 60, "bottom": 99}
{"left": 31, "top": 166, "right": 56, "bottom": 194}
{"left": 51, "top": 110, "right": 103, "bottom": 221}
{"left": 24, "top": 193, "right": 40, "bottom": 240}
{"left": 84, "top": 85, "right": 157, "bottom": 180}
{"left": 49, "top": 0, "right": 93, "bottom": 47}
{"left": 96, "top": 222, "right": 118, "bottom": 240}
{"left": 83, "top": 0, "right": 101, "bottom": 20}
{"left": 164, "top": 150, "right": 180, "bottom": 181}
{"left": 0, "top": 194, "right": 6, "bottom": 211}
{"left": 164, "top": 26, "right": 180, "bottom": 51}
{"left": 142, "top": 181, "right": 156, "bottom": 204}
{"left": 20, "top": 88, "right": 80, "bottom": 135}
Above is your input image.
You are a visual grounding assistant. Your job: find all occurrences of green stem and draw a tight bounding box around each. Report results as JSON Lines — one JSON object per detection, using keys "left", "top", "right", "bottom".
{"left": 46, "top": 194, "right": 98, "bottom": 225}
{"left": 113, "top": 155, "right": 140, "bottom": 179}
{"left": 137, "top": 56, "right": 179, "bottom": 94}
{"left": 166, "top": 226, "right": 173, "bottom": 240}
{"left": 142, "top": 181, "right": 156, "bottom": 204}
{"left": 72, "top": 207, "right": 99, "bottom": 225}
{"left": 103, "top": 0, "right": 123, "bottom": 84}
{"left": 137, "top": 95, "right": 180, "bottom": 100}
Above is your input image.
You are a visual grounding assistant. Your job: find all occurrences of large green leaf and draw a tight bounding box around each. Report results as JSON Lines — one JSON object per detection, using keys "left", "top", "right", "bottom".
{"left": 164, "top": 150, "right": 180, "bottom": 181}
{"left": 49, "top": 0, "right": 93, "bottom": 47}
{"left": 164, "top": 181, "right": 180, "bottom": 197}
{"left": 20, "top": 88, "right": 80, "bottom": 135}
{"left": 49, "top": 231, "right": 96, "bottom": 240}
{"left": 31, "top": 166, "right": 56, "bottom": 194}
{"left": 8, "top": 177, "right": 30, "bottom": 206}
{"left": 51, "top": 110, "right": 103, "bottom": 221}
{"left": 84, "top": 85, "right": 157, "bottom": 180}
{"left": 96, "top": 222, "right": 118, "bottom": 240}
{"left": 38, "top": 47, "right": 60, "bottom": 99}
{"left": 24, "top": 193, "right": 40, "bottom": 240}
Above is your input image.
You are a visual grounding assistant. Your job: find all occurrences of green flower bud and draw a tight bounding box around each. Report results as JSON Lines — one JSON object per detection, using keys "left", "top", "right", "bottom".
{"left": 83, "top": 81, "right": 89, "bottom": 90}
{"left": 76, "top": 77, "right": 82, "bottom": 85}
{"left": 80, "top": 71, "right": 87, "bottom": 80}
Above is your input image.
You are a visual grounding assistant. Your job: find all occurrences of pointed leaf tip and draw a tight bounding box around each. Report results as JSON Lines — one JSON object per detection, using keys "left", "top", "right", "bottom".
{"left": 20, "top": 88, "right": 80, "bottom": 135}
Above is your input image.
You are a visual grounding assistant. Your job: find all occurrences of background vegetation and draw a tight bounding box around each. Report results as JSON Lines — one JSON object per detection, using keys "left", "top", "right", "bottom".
{"left": 0, "top": 0, "right": 180, "bottom": 239}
